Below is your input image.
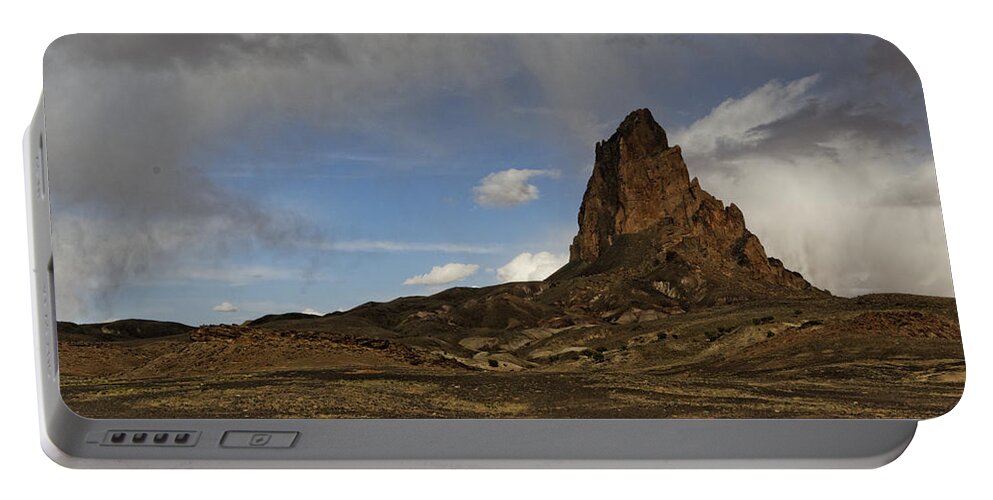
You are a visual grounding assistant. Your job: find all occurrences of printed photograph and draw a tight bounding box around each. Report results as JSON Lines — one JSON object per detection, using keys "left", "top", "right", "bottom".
{"left": 45, "top": 34, "right": 964, "bottom": 418}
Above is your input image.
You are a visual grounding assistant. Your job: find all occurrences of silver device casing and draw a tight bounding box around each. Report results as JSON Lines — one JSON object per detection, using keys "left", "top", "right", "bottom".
{"left": 26, "top": 100, "right": 917, "bottom": 469}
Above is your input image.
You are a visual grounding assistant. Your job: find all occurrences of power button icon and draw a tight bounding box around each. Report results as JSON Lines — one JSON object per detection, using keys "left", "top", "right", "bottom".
{"left": 220, "top": 431, "right": 298, "bottom": 448}
{"left": 249, "top": 433, "right": 271, "bottom": 446}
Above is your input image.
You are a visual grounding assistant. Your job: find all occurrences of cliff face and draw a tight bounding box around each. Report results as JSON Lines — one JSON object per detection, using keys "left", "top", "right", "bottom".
{"left": 555, "top": 108, "right": 819, "bottom": 307}
{"left": 571, "top": 109, "right": 686, "bottom": 262}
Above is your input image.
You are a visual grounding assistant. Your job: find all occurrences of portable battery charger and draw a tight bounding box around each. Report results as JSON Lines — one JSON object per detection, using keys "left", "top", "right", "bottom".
{"left": 26, "top": 34, "right": 964, "bottom": 468}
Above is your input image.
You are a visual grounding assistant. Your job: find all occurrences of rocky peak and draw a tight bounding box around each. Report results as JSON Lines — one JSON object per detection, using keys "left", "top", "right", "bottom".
{"left": 599, "top": 108, "right": 669, "bottom": 159}
{"left": 559, "top": 108, "right": 818, "bottom": 303}
{"left": 570, "top": 109, "right": 693, "bottom": 263}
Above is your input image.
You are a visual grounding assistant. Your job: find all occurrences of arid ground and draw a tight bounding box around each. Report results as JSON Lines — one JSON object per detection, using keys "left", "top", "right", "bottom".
{"left": 58, "top": 294, "right": 963, "bottom": 419}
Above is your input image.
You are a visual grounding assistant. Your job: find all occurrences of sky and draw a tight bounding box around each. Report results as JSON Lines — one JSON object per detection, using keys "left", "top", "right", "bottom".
{"left": 42, "top": 34, "right": 953, "bottom": 325}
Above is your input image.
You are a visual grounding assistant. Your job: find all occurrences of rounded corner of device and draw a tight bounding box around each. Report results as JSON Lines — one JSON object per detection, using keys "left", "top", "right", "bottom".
{"left": 862, "top": 420, "right": 918, "bottom": 469}
{"left": 39, "top": 427, "right": 84, "bottom": 469}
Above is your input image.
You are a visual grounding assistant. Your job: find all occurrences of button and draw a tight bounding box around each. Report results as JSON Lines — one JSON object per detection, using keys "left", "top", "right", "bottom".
{"left": 174, "top": 433, "right": 191, "bottom": 444}
{"left": 131, "top": 432, "right": 147, "bottom": 443}
{"left": 153, "top": 433, "right": 168, "bottom": 443}
{"left": 220, "top": 431, "right": 298, "bottom": 449}
{"left": 110, "top": 432, "right": 126, "bottom": 443}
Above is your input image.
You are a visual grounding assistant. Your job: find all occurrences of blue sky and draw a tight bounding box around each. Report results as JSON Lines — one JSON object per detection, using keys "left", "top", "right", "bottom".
{"left": 43, "top": 35, "right": 950, "bottom": 325}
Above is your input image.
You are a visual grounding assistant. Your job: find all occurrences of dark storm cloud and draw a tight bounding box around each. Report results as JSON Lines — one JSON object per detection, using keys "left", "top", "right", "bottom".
{"left": 44, "top": 36, "right": 348, "bottom": 318}
{"left": 864, "top": 38, "right": 923, "bottom": 90}
{"left": 709, "top": 101, "right": 919, "bottom": 164}
{"left": 752, "top": 102, "right": 916, "bottom": 150}
{"left": 48, "top": 34, "right": 352, "bottom": 70}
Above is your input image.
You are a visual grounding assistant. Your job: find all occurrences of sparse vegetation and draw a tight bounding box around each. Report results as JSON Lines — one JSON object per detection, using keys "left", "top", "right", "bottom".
{"left": 578, "top": 349, "right": 607, "bottom": 363}
{"left": 704, "top": 325, "right": 736, "bottom": 342}
{"left": 752, "top": 316, "right": 775, "bottom": 325}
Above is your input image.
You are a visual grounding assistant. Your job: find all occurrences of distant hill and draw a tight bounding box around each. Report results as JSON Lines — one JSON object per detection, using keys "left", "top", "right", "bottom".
{"left": 246, "top": 312, "right": 326, "bottom": 326}
{"left": 57, "top": 319, "right": 194, "bottom": 342}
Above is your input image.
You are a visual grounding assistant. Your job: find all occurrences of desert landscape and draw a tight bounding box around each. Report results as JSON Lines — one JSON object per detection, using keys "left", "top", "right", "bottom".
{"left": 57, "top": 109, "right": 965, "bottom": 419}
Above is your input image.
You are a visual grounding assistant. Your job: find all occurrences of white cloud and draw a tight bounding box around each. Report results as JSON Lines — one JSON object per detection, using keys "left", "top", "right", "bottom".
{"left": 301, "top": 308, "right": 322, "bottom": 316}
{"left": 496, "top": 251, "right": 569, "bottom": 282}
{"left": 473, "top": 169, "right": 559, "bottom": 207}
{"left": 212, "top": 302, "right": 239, "bottom": 313}
{"left": 403, "top": 263, "right": 480, "bottom": 286}
{"left": 671, "top": 74, "right": 820, "bottom": 156}
{"left": 322, "top": 240, "right": 499, "bottom": 253}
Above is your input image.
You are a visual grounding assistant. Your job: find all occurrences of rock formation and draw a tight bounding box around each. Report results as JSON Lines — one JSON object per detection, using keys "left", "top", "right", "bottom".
{"left": 551, "top": 108, "right": 821, "bottom": 307}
